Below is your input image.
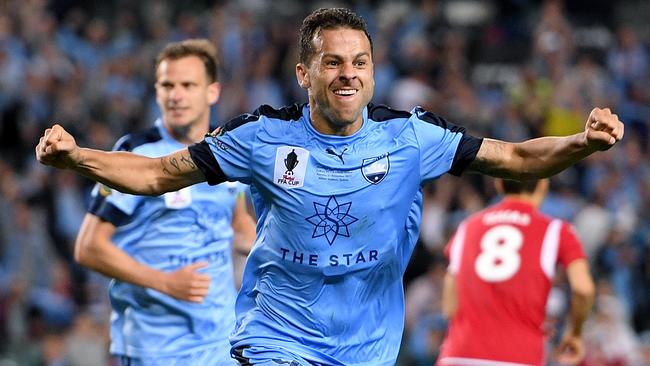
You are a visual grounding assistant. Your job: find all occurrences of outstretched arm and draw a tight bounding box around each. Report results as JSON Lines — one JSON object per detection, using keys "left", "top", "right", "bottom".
{"left": 36, "top": 124, "right": 206, "bottom": 195}
{"left": 75, "top": 214, "right": 211, "bottom": 302}
{"left": 466, "top": 108, "right": 624, "bottom": 179}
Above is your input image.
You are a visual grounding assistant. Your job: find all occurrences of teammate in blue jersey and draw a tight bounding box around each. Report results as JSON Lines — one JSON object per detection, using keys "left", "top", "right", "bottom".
{"left": 73, "top": 39, "right": 256, "bottom": 365}
{"left": 37, "top": 8, "right": 624, "bottom": 366}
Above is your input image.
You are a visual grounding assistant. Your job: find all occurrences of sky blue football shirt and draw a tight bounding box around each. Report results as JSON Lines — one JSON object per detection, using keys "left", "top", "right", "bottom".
{"left": 89, "top": 119, "right": 245, "bottom": 361}
{"left": 189, "top": 104, "right": 481, "bottom": 365}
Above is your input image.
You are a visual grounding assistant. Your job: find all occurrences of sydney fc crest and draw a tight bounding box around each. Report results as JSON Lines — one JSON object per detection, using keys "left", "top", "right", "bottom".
{"left": 274, "top": 146, "right": 309, "bottom": 188}
{"left": 361, "top": 153, "right": 390, "bottom": 184}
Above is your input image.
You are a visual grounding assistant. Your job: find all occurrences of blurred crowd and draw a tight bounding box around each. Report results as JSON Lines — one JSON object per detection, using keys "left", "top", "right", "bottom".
{"left": 0, "top": 0, "right": 649, "bottom": 365}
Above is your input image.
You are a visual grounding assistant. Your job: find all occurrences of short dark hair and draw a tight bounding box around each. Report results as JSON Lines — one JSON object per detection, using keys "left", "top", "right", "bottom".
{"left": 501, "top": 179, "right": 540, "bottom": 194}
{"left": 299, "top": 8, "right": 373, "bottom": 64}
{"left": 155, "top": 39, "right": 219, "bottom": 83}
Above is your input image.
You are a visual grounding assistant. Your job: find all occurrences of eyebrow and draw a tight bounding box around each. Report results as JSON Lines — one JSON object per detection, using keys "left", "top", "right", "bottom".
{"left": 322, "top": 52, "right": 371, "bottom": 60}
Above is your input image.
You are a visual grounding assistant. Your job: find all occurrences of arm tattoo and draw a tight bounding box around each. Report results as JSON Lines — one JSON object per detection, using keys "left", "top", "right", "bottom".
{"left": 161, "top": 154, "right": 196, "bottom": 176}
{"left": 169, "top": 157, "right": 180, "bottom": 172}
{"left": 160, "top": 157, "right": 180, "bottom": 175}
{"left": 180, "top": 154, "right": 196, "bottom": 169}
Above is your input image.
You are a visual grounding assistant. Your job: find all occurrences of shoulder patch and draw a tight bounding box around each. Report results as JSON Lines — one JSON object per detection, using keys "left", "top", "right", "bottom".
{"left": 98, "top": 184, "right": 112, "bottom": 197}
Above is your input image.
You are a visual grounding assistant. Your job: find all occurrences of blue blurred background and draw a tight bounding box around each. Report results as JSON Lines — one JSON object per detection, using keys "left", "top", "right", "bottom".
{"left": 0, "top": 0, "right": 649, "bottom": 365}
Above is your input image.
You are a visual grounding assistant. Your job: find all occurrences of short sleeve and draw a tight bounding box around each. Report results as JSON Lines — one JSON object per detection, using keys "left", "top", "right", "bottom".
{"left": 412, "top": 107, "right": 483, "bottom": 182}
{"left": 87, "top": 184, "right": 139, "bottom": 226}
{"left": 190, "top": 115, "right": 260, "bottom": 185}
{"left": 557, "top": 223, "right": 586, "bottom": 267}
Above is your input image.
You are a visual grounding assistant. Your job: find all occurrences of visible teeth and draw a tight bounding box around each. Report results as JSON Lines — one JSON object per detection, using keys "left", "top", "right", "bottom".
{"left": 334, "top": 89, "right": 356, "bottom": 96}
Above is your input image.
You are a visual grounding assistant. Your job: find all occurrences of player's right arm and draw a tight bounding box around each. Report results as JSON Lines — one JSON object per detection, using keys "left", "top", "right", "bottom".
{"left": 36, "top": 124, "right": 207, "bottom": 195}
{"left": 75, "top": 213, "right": 211, "bottom": 303}
{"left": 555, "top": 258, "right": 595, "bottom": 365}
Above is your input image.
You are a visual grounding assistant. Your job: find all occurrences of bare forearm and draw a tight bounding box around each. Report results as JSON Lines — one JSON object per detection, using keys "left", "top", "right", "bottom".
{"left": 73, "top": 148, "right": 161, "bottom": 195}
{"left": 567, "top": 292, "right": 593, "bottom": 337}
{"left": 75, "top": 215, "right": 167, "bottom": 292}
{"left": 566, "top": 259, "right": 595, "bottom": 337}
{"left": 469, "top": 134, "right": 595, "bottom": 179}
{"left": 76, "top": 240, "right": 167, "bottom": 292}
{"left": 73, "top": 147, "right": 202, "bottom": 196}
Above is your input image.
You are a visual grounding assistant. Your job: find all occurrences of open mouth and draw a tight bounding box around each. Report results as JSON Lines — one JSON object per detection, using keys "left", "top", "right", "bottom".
{"left": 333, "top": 88, "right": 358, "bottom": 97}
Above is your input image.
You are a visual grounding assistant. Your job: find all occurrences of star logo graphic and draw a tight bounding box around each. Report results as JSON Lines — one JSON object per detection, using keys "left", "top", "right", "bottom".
{"left": 305, "top": 196, "right": 358, "bottom": 245}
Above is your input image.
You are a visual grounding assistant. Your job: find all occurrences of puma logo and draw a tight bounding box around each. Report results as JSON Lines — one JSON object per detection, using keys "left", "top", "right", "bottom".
{"left": 326, "top": 147, "right": 347, "bottom": 164}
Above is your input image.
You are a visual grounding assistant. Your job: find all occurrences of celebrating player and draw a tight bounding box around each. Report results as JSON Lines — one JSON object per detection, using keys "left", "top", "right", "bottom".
{"left": 37, "top": 8, "right": 621, "bottom": 365}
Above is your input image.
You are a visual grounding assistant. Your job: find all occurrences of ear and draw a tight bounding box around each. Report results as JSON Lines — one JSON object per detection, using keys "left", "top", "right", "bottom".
{"left": 295, "top": 63, "right": 310, "bottom": 89}
{"left": 207, "top": 82, "right": 221, "bottom": 104}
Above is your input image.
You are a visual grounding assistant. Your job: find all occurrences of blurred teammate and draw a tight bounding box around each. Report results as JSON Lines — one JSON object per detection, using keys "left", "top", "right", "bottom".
{"left": 37, "top": 8, "right": 621, "bottom": 365}
{"left": 438, "top": 179, "right": 595, "bottom": 366}
{"left": 74, "top": 39, "right": 256, "bottom": 366}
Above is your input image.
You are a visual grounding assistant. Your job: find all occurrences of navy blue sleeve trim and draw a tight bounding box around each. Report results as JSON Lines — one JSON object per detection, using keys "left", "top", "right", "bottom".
{"left": 87, "top": 193, "right": 106, "bottom": 215}
{"left": 415, "top": 107, "right": 467, "bottom": 134}
{"left": 188, "top": 140, "right": 227, "bottom": 185}
{"left": 449, "top": 135, "right": 483, "bottom": 176}
{"left": 88, "top": 200, "right": 131, "bottom": 226}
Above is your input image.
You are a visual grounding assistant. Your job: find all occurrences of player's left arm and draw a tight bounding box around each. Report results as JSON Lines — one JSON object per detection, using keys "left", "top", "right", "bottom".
{"left": 231, "top": 193, "right": 256, "bottom": 255}
{"left": 441, "top": 272, "right": 457, "bottom": 319}
{"left": 466, "top": 108, "right": 623, "bottom": 179}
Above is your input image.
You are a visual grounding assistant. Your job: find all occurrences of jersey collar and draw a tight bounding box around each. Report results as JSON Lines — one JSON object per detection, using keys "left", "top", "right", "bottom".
{"left": 301, "top": 104, "right": 370, "bottom": 144}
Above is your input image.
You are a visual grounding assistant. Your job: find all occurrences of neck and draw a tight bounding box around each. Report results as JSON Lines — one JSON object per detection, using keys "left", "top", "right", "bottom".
{"left": 164, "top": 119, "right": 209, "bottom": 146}
{"left": 504, "top": 194, "right": 542, "bottom": 208}
{"left": 308, "top": 104, "right": 363, "bottom": 136}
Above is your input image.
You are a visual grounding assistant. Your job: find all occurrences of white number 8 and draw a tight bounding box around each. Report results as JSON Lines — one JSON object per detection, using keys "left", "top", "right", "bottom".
{"left": 475, "top": 225, "right": 523, "bottom": 282}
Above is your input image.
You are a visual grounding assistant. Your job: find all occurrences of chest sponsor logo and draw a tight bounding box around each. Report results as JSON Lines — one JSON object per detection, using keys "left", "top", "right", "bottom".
{"left": 361, "top": 153, "right": 389, "bottom": 184}
{"left": 164, "top": 186, "right": 192, "bottom": 209}
{"left": 305, "top": 196, "right": 358, "bottom": 245}
{"left": 274, "top": 146, "right": 309, "bottom": 189}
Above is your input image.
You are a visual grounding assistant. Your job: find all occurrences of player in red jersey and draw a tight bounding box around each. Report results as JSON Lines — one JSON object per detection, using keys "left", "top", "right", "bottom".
{"left": 438, "top": 178, "right": 595, "bottom": 366}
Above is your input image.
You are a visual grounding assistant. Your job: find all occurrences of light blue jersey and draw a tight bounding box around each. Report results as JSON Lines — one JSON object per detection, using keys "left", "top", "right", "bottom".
{"left": 88, "top": 119, "right": 245, "bottom": 363}
{"left": 189, "top": 104, "right": 482, "bottom": 365}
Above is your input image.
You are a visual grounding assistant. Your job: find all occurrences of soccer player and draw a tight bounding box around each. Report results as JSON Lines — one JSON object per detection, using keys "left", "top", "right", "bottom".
{"left": 438, "top": 179, "right": 595, "bottom": 366}
{"left": 73, "top": 39, "right": 256, "bottom": 365}
{"left": 36, "top": 8, "right": 622, "bottom": 365}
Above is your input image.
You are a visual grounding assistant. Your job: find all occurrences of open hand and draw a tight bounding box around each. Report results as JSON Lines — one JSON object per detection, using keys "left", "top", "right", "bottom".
{"left": 162, "top": 262, "right": 211, "bottom": 303}
{"left": 585, "top": 108, "right": 624, "bottom": 151}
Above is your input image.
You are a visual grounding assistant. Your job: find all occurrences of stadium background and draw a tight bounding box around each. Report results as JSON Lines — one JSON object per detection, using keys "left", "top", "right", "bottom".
{"left": 0, "top": 0, "right": 649, "bottom": 364}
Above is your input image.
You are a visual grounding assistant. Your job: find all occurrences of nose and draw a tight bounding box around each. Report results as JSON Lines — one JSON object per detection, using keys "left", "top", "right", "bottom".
{"left": 169, "top": 86, "right": 183, "bottom": 102}
{"left": 339, "top": 62, "right": 357, "bottom": 82}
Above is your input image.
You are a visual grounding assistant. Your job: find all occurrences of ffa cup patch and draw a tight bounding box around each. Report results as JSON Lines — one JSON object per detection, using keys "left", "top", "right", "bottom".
{"left": 274, "top": 146, "right": 309, "bottom": 189}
